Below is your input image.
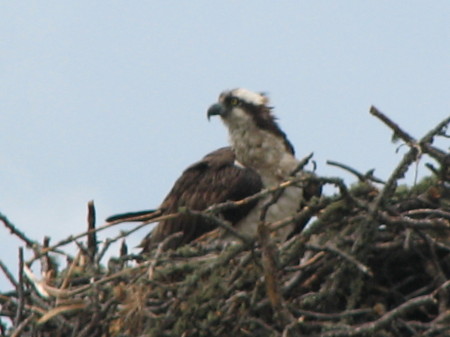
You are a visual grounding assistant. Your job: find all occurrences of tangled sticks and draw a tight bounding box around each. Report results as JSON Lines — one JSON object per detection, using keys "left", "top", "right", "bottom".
{"left": 0, "top": 108, "right": 449, "bottom": 337}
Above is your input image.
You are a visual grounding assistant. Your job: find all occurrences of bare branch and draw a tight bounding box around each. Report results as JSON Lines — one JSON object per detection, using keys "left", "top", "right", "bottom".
{"left": 321, "top": 281, "right": 450, "bottom": 337}
{"left": 370, "top": 106, "right": 416, "bottom": 144}
{"left": 0, "top": 212, "right": 39, "bottom": 252}
{"left": 86, "top": 200, "right": 97, "bottom": 264}
{"left": 327, "top": 160, "right": 385, "bottom": 184}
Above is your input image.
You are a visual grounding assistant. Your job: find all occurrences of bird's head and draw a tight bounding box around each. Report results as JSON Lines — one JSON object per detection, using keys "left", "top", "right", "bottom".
{"left": 207, "top": 88, "right": 294, "bottom": 155}
{"left": 207, "top": 88, "right": 269, "bottom": 125}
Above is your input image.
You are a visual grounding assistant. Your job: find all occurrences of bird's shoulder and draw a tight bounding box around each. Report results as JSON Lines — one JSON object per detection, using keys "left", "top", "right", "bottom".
{"left": 161, "top": 147, "right": 262, "bottom": 211}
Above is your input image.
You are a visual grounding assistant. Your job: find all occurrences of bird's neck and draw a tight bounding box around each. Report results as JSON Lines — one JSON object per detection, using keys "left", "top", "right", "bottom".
{"left": 228, "top": 124, "right": 298, "bottom": 187}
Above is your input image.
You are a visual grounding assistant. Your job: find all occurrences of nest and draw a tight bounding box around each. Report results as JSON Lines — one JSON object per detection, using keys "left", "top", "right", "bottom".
{"left": 1, "top": 107, "right": 449, "bottom": 337}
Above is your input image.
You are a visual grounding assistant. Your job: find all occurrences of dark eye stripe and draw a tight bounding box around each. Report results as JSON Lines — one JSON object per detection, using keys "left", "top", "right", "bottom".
{"left": 225, "top": 96, "right": 241, "bottom": 107}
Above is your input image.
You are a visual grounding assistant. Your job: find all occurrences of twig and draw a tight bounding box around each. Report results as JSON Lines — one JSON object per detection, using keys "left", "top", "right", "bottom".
{"left": 377, "top": 211, "right": 450, "bottom": 230}
{"left": 246, "top": 317, "right": 281, "bottom": 336}
{"left": 371, "top": 146, "right": 420, "bottom": 214}
{"left": 60, "top": 251, "right": 82, "bottom": 292}
{"left": 10, "top": 313, "right": 36, "bottom": 337}
{"left": 403, "top": 208, "right": 450, "bottom": 220}
{"left": 258, "top": 222, "right": 296, "bottom": 329}
{"left": 306, "top": 244, "right": 373, "bottom": 276}
{"left": 23, "top": 257, "right": 153, "bottom": 300}
{"left": 327, "top": 160, "right": 385, "bottom": 184}
{"left": 0, "top": 259, "right": 19, "bottom": 290}
{"left": 419, "top": 115, "right": 450, "bottom": 164}
{"left": 40, "top": 236, "right": 57, "bottom": 283}
{"left": 148, "top": 231, "right": 183, "bottom": 279}
{"left": 14, "top": 248, "right": 24, "bottom": 327}
{"left": 370, "top": 108, "right": 450, "bottom": 215}
{"left": 120, "top": 239, "right": 128, "bottom": 257}
{"left": 86, "top": 200, "right": 97, "bottom": 264}
{"left": 318, "top": 177, "right": 355, "bottom": 204}
{"left": 369, "top": 107, "right": 421, "bottom": 212}
{"left": 27, "top": 212, "right": 179, "bottom": 264}
{"left": 291, "top": 152, "right": 314, "bottom": 176}
{"left": 184, "top": 209, "right": 251, "bottom": 244}
{"left": 421, "top": 114, "right": 450, "bottom": 143}
{"left": 204, "top": 174, "right": 313, "bottom": 215}
{"left": 321, "top": 280, "right": 450, "bottom": 337}
{"left": 77, "top": 310, "right": 101, "bottom": 337}
{"left": 296, "top": 308, "right": 373, "bottom": 320}
{"left": 96, "top": 238, "right": 115, "bottom": 264}
{"left": 370, "top": 106, "right": 416, "bottom": 144}
{"left": 0, "top": 212, "right": 39, "bottom": 251}
{"left": 271, "top": 197, "right": 327, "bottom": 234}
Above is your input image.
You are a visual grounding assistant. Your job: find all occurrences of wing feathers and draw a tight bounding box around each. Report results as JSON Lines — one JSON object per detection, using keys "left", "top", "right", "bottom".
{"left": 142, "top": 147, "right": 262, "bottom": 251}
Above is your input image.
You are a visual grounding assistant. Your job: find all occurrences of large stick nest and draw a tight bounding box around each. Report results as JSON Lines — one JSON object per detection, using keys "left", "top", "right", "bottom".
{"left": 1, "top": 107, "right": 449, "bottom": 337}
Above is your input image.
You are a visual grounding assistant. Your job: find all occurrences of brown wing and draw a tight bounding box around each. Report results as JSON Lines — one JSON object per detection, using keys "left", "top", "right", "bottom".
{"left": 141, "top": 147, "right": 262, "bottom": 251}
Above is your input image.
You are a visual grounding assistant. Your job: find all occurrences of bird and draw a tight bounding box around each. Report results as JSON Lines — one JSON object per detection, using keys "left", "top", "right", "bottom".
{"left": 108, "top": 88, "right": 319, "bottom": 251}
{"left": 107, "top": 147, "right": 263, "bottom": 251}
{"left": 207, "top": 88, "right": 317, "bottom": 241}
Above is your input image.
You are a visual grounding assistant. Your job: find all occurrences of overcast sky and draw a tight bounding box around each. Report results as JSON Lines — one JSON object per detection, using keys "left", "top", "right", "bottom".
{"left": 1, "top": 2, "right": 449, "bottom": 291}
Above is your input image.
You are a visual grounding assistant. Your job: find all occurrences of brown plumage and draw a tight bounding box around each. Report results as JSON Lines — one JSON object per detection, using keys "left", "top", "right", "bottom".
{"left": 107, "top": 147, "right": 262, "bottom": 251}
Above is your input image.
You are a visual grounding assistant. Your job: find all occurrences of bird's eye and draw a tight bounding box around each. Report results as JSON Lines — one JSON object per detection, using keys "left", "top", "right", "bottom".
{"left": 230, "top": 98, "right": 240, "bottom": 106}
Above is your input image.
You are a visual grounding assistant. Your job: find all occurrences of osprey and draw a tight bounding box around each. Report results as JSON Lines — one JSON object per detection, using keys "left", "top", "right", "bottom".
{"left": 207, "top": 88, "right": 311, "bottom": 240}
{"left": 108, "top": 88, "right": 317, "bottom": 250}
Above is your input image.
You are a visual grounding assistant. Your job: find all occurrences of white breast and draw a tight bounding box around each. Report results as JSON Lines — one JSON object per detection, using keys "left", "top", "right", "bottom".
{"left": 230, "top": 182, "right": 303, "bottom": 242}
{"left": 222, "top": 107, "right": 303, "bottom": 241}
{"left": 227, "top": 118, "right": 298, "bottom": 186}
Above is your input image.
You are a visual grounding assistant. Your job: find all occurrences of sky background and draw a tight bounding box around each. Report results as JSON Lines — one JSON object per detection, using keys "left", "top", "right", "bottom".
{"left": 1, "top": 2, "right": 449, "bottom": 291}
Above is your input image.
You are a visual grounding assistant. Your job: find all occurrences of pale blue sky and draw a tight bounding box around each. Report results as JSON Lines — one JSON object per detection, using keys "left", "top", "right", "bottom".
{"left": 1, "top": 2, "right": 449, "bottom": 290}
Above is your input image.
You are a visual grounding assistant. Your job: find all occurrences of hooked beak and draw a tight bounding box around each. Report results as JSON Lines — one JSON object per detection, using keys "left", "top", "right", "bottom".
{"left": 207, "top": 103, "right": 226, "bottom": 121}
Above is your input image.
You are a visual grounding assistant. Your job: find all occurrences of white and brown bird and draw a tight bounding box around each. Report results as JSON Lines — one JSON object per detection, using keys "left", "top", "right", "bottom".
{"left": 108, "top": 88, "right": 319, "bottom": 251}
{"left": 207, "top": 88, "right": 317, "bottom": 241}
